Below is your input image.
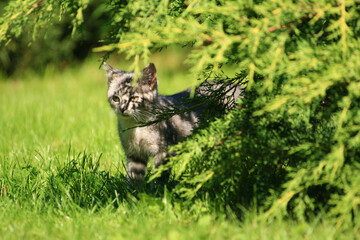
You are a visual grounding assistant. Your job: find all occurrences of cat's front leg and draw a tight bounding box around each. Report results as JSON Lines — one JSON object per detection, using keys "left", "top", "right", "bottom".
{"left": 154, "top": 151, "right": 168, "bottom": 168}
{"left": 127, "top": 157, "right": 147, "bottom": 181}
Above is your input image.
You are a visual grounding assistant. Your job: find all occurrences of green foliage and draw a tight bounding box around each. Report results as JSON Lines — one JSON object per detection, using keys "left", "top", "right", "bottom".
{"left": 1, "top": 0, "right": 360, "bottom": 236}
{"left": 0, "top": 0, "right": 112, "bottom": 75}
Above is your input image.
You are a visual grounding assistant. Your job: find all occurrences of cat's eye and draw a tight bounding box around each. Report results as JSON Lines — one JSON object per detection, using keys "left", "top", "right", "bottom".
{"left": 131, "top": 96, "right": 139, "bottom": 102}
{"left": 112, "top": 96, "right": 120, "bottom": 102}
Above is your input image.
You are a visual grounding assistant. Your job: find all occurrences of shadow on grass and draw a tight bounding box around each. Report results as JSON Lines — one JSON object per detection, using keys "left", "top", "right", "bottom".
{"left": 45, "top": 150, "right": 178, "bottom": 210}
{"left": 1, "top": 148, "right": 177, "bottom": 211}
{"left": 45, "top": 151, "right": 129, "bottom": 209}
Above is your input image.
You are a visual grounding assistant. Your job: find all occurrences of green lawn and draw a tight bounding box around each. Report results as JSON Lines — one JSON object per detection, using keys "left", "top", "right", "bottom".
{"left": 0, "top": 58, "right": 349, "bottom": 239}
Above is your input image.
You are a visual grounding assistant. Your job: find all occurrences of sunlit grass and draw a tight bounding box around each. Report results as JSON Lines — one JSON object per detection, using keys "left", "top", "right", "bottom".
{"left": 0, "top": 61, "right": 118, "bottom": 169}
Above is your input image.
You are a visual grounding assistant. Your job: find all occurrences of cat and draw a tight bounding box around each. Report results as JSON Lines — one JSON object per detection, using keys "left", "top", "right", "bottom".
{"left": 104, "top": 62, "right": 243, "bottom": 181}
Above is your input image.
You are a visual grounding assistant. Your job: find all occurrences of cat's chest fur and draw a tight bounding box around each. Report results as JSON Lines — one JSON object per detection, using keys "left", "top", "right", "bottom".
{"left": 118, "top": 119, "right": 161, "bottom": 159}
{"left": 117, "top": 110, "right": 198, "bottom": 160}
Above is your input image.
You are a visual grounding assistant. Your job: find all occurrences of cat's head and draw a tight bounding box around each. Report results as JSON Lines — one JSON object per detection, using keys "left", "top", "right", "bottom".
{"left": 104, "top": 62, "right": 158, "bottom": 121}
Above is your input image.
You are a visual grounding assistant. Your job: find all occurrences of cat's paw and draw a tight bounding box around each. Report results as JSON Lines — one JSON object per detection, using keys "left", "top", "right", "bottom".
{"left": 127, "top": 161, "right": 146, "bottom": 181}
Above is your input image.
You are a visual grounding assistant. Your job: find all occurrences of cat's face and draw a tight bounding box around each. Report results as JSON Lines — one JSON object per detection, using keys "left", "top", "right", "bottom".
{"left": 104, "top": 63, "right": 158, "bottom": 121}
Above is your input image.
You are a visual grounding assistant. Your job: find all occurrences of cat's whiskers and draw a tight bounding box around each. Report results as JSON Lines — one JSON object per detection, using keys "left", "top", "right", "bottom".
{"left": 131, "top": 112, "right": 141, "bottom": 122}
{"left": 132, "top": 109, "right": 155, "bottom": 123}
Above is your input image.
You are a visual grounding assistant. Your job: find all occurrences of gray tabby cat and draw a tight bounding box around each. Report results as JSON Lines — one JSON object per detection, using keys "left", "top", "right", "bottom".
{"left": 104, "top": 62, "right": 242, "bottom": 181}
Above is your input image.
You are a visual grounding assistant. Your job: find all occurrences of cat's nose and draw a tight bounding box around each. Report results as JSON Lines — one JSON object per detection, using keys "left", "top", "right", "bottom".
{"left": 120, "top": 106, "right": 127, "bottom": 113}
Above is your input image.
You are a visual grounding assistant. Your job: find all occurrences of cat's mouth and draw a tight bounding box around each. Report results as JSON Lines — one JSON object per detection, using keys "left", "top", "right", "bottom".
{"left": 116, "top": 109, "right": 133, "bottom": 118}
{"left": 118, "top": 111, "right": 130, "bottom": 117}
{"left": 116, "top": 108, "right": 153, "bottom": 123}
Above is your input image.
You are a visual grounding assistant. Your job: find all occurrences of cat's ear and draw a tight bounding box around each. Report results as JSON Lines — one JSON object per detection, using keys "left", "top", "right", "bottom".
{"left": 103, "top": 62, "right": 114, "bottom": 84}
{"left": 141, "top": 63, "right": 157, "bottom": 90}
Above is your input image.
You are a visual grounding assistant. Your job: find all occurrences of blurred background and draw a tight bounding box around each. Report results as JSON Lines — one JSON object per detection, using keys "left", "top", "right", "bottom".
{"left": 0, "top": 0, "right": 108, "bottom": 77}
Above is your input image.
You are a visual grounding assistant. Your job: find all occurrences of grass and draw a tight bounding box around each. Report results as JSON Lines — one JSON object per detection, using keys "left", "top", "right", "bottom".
{"left": 0, "top": 56, "right": 352, "bottom": 239}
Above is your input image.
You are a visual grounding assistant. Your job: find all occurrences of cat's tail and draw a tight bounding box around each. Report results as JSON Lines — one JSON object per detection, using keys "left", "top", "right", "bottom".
{"left": 195, "top": 80, "right": 245, "bottom": 109}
